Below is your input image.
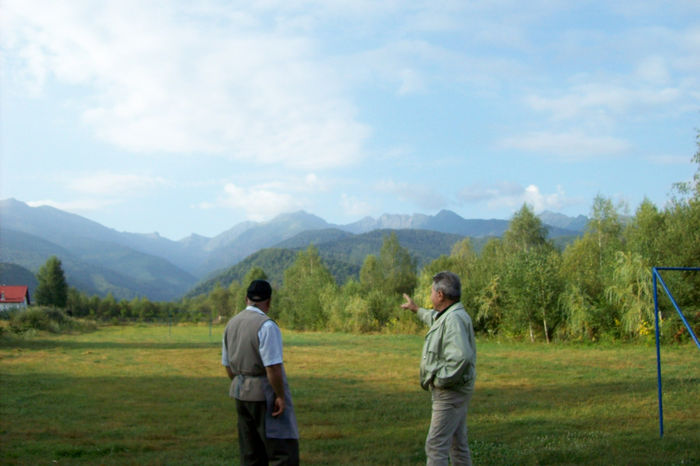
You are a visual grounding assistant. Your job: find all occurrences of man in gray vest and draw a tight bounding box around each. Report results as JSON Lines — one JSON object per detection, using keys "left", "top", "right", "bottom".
{"left": 222, "top": 279, "right": 299, "bottom": 465}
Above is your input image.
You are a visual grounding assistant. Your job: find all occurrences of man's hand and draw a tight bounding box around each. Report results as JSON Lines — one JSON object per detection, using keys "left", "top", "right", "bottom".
{"left": 271, "top": 396, "right": 286, "bottom": 417}
{"left": 401, "top": 293, "right": 418, "bottom": 313}
{"left": 265, "top": 364, "right": 286, "bottom": 417}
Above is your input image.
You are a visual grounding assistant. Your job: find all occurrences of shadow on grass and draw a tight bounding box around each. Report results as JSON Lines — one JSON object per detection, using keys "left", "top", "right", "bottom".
{"left": 0, "top": 337, "right": 219, "bottom": 351}
{"left": 2, "top": 366, "right": 698, "bottom": 465}
{"left": 1, "top": 370, "right": 427, "bottom": 464}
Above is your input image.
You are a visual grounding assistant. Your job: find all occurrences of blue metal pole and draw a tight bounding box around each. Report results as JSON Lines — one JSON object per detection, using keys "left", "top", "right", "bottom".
{"left": 652, "top": 268, "right": 664, "bottom": 438}
{"left": 654, "top": 271, "right": 700, "bottom": 349}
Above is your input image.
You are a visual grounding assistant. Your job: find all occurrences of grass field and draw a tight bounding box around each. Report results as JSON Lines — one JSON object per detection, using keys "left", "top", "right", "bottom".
{"left": 1, "top": 325, "right": 698, "bottom": 465}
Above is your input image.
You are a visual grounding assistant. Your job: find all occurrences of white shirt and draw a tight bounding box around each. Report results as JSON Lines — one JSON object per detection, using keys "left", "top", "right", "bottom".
{"left": 221, "top": 305, "right": 284, "bottom": 367}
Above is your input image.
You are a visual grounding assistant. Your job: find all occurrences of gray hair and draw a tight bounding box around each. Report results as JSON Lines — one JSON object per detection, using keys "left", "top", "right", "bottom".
{"left": 432, "top": 271, "right": 461, "bottom": 300}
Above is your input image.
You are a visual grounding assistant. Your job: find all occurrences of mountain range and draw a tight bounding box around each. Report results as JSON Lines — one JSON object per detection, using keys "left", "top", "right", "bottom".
{"left": 0, "top": 198, "right": 587, "bottom": 301}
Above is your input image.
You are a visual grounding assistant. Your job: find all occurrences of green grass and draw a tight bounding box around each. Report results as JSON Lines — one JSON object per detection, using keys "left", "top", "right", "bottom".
{"left": 1, "top": 325, "right": 698, "bottom": 464}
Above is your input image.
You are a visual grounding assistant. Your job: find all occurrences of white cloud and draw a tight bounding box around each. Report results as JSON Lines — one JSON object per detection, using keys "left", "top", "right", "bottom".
{"left": 646, "top": 154, "right": 693, "bottom": 165}
{"left": 500, "top": 131, "right": 630, "bottom": 159}
{"left": 375, "top": 179, "right": 447, "bottom": 210}
{"left": 397, "top": 68, "right": 425, "bottom": 95}
{"left": 301, "top": 173, "right": 330, "bottom": 192}
{"left": 347, "top": 38, "right": 526, "bottom": 97}
{"left": 458, "top": 181, "right": 523, "bottom": 202}
{"left": 636, "top": 56, "right": 671, "bottom": 84}
{"left": 219, "top": 183, "right": 303, "bottom": 221}
{"left": 27, "top": 198, "right": 118, "bottom": 212}
{"left": 458, "top": 182, "right": 571, "bottom": 213}
{"left": 525, "top": 84, "right": 682, "bottom": 121}
{"left": 340, "top": 194, "right": 372, "bottom": 218}
{"left": 521, "top": 185, "right": 567, "bottom": 213}
{"left": 2, "top": 1, "right": 369, "bottom": 169}
{"left": 66, "top": 172, "right": 168, "bottom": 196}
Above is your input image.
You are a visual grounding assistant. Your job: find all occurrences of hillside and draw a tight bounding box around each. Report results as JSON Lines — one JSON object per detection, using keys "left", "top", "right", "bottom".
{"left": 0, "top": 263, "right": 39, "bottom": 297}
{"left": 186, "top": 229, "right": 473, "bottom": 298}
{"left": 0, "top": 198, "right": 587, "bottom": 301}
{"left": 0, "top": 199, "right": 207, "bottom": 275}
{"left": 0, "top": 229, "right": 196, "bottom": 301}
{"left": 196, "top": 211, "right": 333, "bottom": 273}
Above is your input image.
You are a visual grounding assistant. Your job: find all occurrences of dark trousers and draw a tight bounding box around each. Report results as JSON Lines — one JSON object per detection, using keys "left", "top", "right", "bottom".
{"left": 235, "top": 399, "right": 299, "bottom": 466}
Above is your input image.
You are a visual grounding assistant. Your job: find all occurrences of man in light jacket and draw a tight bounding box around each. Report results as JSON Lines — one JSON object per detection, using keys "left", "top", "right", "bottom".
{"left": 402, "top": 271, "right": 476, "bottom": 466}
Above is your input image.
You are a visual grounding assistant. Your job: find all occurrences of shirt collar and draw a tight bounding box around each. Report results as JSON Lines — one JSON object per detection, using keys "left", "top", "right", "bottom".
{"left": 434, "top": 301, "right": 458, "bottom": 321}
{"left": 245, "top": 305, "right": 265, "bottom": 315}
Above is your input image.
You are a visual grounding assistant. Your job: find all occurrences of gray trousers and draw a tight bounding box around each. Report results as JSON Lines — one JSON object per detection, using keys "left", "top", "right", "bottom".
{"left": 425, "top": 388, "right": 473, "bottom": 466}
{"left": 235, "top": 399, "right": 299, "bottom": 466}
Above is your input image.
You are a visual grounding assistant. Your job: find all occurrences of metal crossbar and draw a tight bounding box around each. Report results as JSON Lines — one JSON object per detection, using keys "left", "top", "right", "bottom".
{"left": 652, "top": 266, "right": 700, "bottom": 438}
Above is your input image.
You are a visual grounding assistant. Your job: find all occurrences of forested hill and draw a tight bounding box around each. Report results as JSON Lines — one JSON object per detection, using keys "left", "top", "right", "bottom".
{"left": 0, "top": 198, "right": 585, "bottom": 301}
{"left": 185, "top": 229, "right": 476, "bottom": 298}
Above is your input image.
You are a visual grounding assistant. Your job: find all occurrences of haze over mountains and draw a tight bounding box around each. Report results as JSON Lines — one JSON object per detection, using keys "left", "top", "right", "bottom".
{"left": 0, "top": 198, "right": 587, "bottom": 301}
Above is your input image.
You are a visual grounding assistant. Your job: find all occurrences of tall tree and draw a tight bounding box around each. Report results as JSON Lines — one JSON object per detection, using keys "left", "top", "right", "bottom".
{"left": 500, "top": 205, "right": 562, "bottom": 341}
{"left": 209, "top": 282, "right": 232, "bottom": 319}
{"left": 503, "top": 204, "right": 548, "bottom": 253}
{"left": 624, "top": 198, "right": 665, "bottom": 267}
{"left": 359, "top": 255, "right": 382, "bottom": 291}
{"left": 471, "top": 238, "right": 506, "bottom": 334}
{"left": 605, "top": 251, "right": 654, "bottom": 338}
{"left": 662, "top": 133, "right": 700, "bottom": 306}
{"left": 279, "top": 245, "right": 335, "bottom": 329}
{"left": 378, "top": 232, "right": 417, "bottom": 296}
{"left": 448, "top": 238, "right": 480, "bottom": 313}
{"left": 35, "top": 256, "right": 68, "bottom": 308}
{"left": 588, "top": 195, "right": 624, "bottom": 272}
{"left": 560, "top": 196, "right": 625, "bottom": 339}
{"left": 475, "top": 274, "right": 504, "bottom": 335}
{"left": 503, "top": 246, "right": 562, "bottom": 342}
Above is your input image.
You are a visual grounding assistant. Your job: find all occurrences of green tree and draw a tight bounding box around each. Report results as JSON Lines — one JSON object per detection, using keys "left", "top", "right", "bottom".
{"left": 449, "top": 238, "right": 480, "bottom": 313}
{"left": 503, "top": 204, "right": 548, "bottom": 253}
{"left": 243, "top": 267, "right": 268, "bottom": 284}
{"left": 624, "top": 198, "right": 665, "bottom": 266}
{"left": 98, "top": 292, "right": 119, "bottom": 320}
{"left": 503, "top": 245, "right": 563, "bottom": 342}
{"left": 359, "top": 255, "right": 382, "bottom": 291}
{"left": 279, "top": 245, "right": 336, "bottom": 329}
{"left": 67, "top": 287, "right": 89, "bottom": 317}
{"left": 560, "top": 196, "right": 625, "bottom": 340}
{"left": 660, "top": 135, "right": 700, "bottom": 308}
{"left": 475, "top": 275, "right": 504, "bottom": 335}
{"left": 208, "top": 282, "right": 232, "bottom": 320}
{"left": 378, "top": 232, "right": 417, "bottom": 296}
{"left": 588, "top": 195, "right": 624, "bottom": 274}
{"left": 35, "top": 256, "right": 68, "bottom": 308}
{"left": 471, "top": 238, "right": 506, "bottom": 334}
{"left": 605, "top": 251, "right": 655, "bottom": 338}
{"left": 500, "top": 205, "right": 562, "bottom": 341}
{"left": 228, "top": 280, "right": 246, "bottom": 315}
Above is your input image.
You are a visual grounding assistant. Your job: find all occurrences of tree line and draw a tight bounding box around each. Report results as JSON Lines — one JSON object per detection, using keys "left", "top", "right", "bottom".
{"left": 28, "top": 136, "right": 700, "bottom": 342}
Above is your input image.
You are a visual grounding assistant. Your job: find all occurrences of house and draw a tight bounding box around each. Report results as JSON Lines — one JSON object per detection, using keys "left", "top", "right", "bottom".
{"left": 0, "top": 286, "right": 31, "bottom": 311}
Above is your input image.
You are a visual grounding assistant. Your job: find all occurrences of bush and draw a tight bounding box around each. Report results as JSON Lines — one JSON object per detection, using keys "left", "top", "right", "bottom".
{"left": 8, "top": 306, "right": 97, "bottom": 334}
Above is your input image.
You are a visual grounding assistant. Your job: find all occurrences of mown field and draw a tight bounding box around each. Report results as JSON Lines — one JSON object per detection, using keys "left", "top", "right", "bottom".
{"left": 1, "top": 325, "right": 698, "bottom": 465}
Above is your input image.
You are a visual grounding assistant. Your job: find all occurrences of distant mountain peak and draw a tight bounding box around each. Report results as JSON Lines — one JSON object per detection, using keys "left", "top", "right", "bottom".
{"left": 1, "top": 198, "right": 588, "bottom": 301}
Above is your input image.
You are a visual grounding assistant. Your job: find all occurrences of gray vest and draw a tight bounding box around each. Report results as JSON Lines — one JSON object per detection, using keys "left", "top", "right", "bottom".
{"left": 224, "top": 309, "right": 271, "bottom": 401}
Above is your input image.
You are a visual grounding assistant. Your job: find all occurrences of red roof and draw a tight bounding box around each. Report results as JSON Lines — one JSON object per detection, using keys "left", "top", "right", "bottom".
{"left": 0, "top": 286, "right": 30, "bottom": 304}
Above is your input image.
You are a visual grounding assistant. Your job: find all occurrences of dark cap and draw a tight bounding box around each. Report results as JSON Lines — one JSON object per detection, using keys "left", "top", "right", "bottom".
{"left": 246, "top": 279, "right": 272, "bottom": 302}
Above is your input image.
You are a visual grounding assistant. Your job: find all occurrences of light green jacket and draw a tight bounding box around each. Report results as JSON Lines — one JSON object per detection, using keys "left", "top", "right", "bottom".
{"left": 417, "top": 302, "right": 476, "bottom": 394}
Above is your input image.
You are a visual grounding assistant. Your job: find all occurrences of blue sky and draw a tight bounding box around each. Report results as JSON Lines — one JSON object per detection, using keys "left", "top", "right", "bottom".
{"left": 1, "top": 1, "right": 698, "bottom": 240}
